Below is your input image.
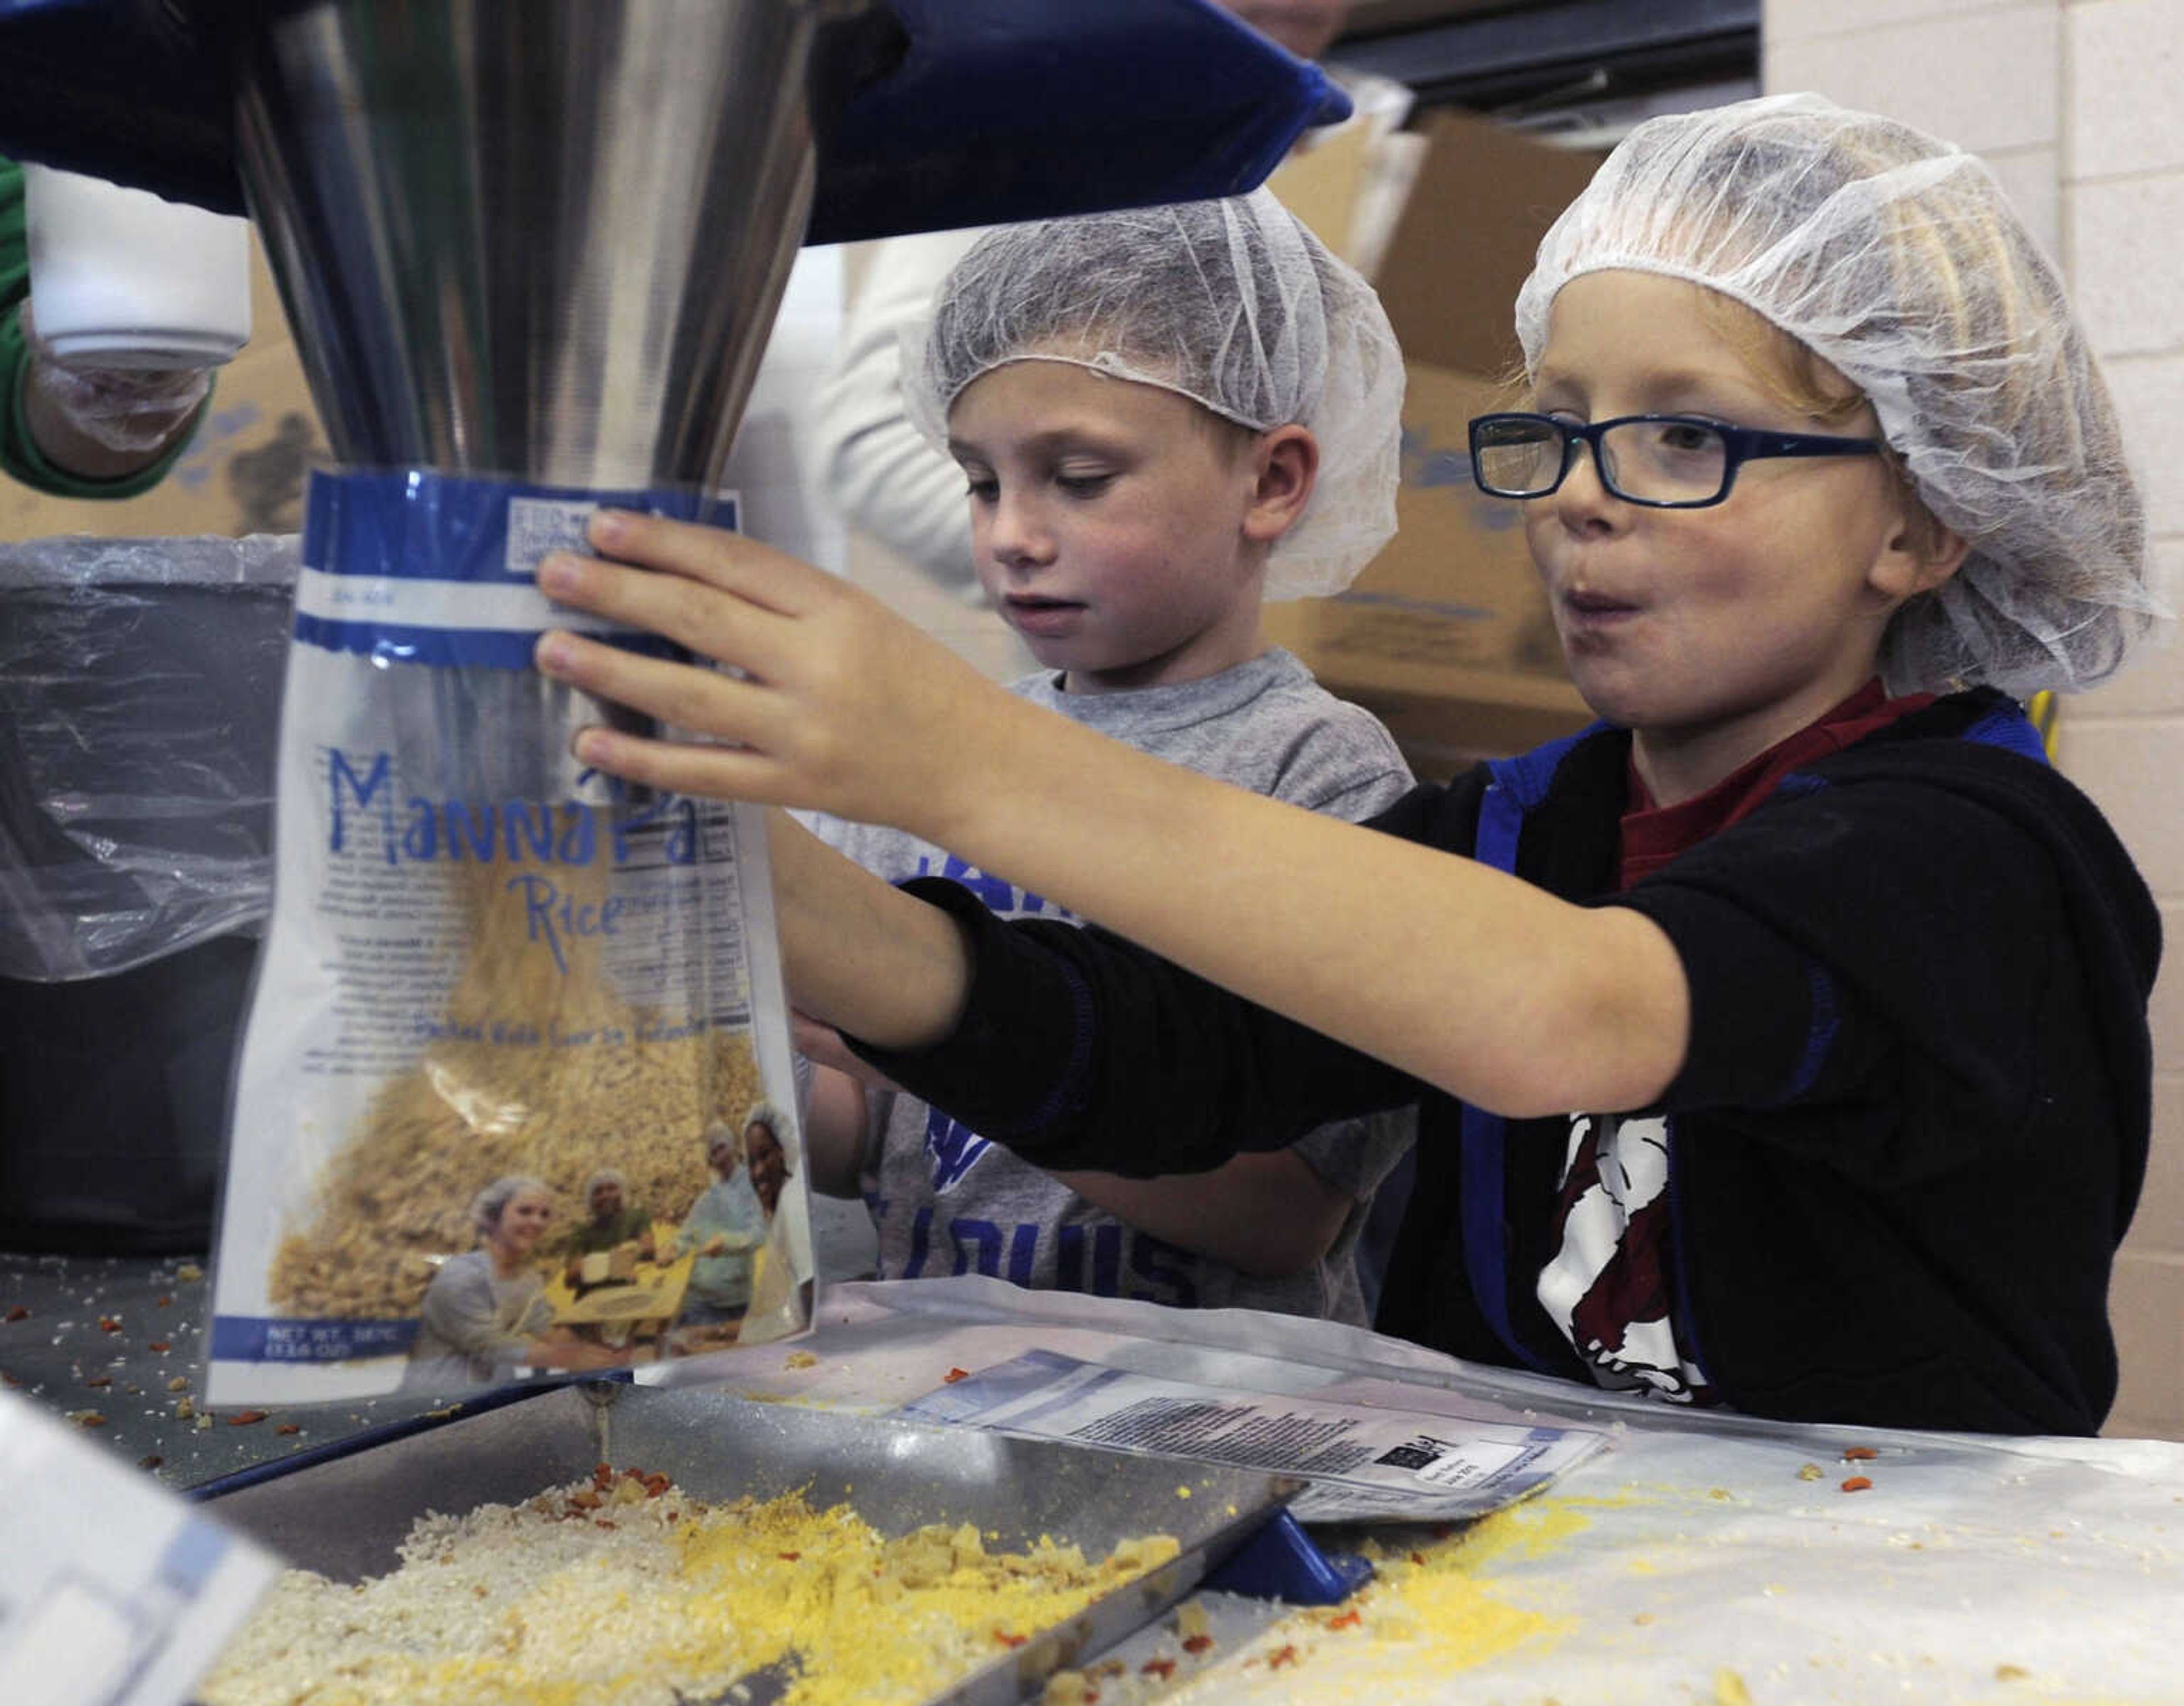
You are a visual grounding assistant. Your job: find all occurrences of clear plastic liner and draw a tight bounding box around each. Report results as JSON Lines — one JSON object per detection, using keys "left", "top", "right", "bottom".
{"left": 0, "top": 533, "right": 297, "bottom": 982}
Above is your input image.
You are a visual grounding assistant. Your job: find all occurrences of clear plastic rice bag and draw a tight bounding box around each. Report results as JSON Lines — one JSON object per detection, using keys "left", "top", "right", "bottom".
{"left": 206, "top": 470, "right": 812, "bottom": 1404}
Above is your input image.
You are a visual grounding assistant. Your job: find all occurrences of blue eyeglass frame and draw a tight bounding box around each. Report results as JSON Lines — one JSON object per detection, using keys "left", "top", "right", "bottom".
{"left": 1467, "top": 411, "right": 1883, "bottom": 509}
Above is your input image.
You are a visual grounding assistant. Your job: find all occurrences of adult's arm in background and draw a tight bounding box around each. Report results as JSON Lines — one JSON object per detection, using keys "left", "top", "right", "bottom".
{"left": 807, "top": 226, "right": 986, "bottom": 597}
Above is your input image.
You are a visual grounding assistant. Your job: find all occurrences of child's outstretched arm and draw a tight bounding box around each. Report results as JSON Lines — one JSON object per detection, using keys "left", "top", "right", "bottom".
{"left": 534, "top": 512, "right": 1690, "bottom": 1121}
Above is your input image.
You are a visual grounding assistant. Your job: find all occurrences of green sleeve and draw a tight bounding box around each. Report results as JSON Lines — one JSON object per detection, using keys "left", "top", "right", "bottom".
{"left": 0, "top": 156, "right": 213, "bottom": 501}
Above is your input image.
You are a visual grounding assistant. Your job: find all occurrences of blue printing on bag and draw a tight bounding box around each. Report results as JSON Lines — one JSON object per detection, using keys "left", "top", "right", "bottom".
{"left": 209, "top": 1313, "right": 419, "bottom": 1363}
{"left": 291, "top": 613, "right": 690, "bottom": 672}
{"left": 293, "top": 468, "right": 731, "bottom": 666}
{"left": 301, "top": 468, "right": 723, "bottom": 582}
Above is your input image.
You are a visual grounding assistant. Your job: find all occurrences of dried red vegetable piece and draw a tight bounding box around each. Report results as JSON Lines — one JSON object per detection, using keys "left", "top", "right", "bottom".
{"left": 942, "top": 1367, "right": 971, "bottom": 1384}
{"left": 1140, "top": 1658, "right": 1177, "bottom": 1679}
{"left": 1268, "top": 1645, "right": 1300, "bottom": 1670}
{"left": 73, "top": 1411, "right": 107, "bottom": 1427}
{"left": 228, "top": 1409, "right": 270, "bottom": 1426}
{"left": 276, "top": 1423, "right": 302, "bottom": 1435}
{"left": 994, "top": 1632, "right": 1028, "bottom": 1649}
{"left": 1327, "top": 1609, "right": 1362, "bottom": 1630}
{"left": 98, "top": 1315, "right": 123, "bottom": 1333}
{"left": 779, "top": 1551, "right": 802, "bottom": 1562}
{"left": 146, "top": 1340, "right": 171, "bottom": 1353}
{"left": 156, "top": 1295, "right": 173, "bottom": 1307}
{"left": 1181, "top": 1634, "right": 1214, "bottom": 1655}
{"left": 1840, "top": 1475, "right": 1873, "bottom": 1493}
{"left": 1842, "top": 1446, "right": 1877, "bottom": 1461}
{"left": 4, "top": 1305, "right": 28, "bottom": 1323}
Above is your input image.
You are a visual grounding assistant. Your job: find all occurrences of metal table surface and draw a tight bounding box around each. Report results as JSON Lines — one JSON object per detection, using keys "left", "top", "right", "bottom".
{"left": 19, "top": 1253, "right": 2183, "bottom": 1703}
{"left": 0, "top": 1232, "right": 1297, "bottom": 1706}
{"left": 0, "top": 1249, "right": 453, "bottom": 1487}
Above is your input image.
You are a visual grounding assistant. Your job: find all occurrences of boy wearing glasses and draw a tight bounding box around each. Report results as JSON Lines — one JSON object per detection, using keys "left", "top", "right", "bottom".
{"left": 534, "top": 97, "right": 2161, "bottom": 1435}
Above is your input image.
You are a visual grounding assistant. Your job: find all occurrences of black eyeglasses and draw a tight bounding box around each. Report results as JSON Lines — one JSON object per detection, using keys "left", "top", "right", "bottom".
{"left": 1469, "top": 412, "right": 1881, "bottom": 509}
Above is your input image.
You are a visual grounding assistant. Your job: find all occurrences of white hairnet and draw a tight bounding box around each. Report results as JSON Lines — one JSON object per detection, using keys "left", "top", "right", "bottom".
{"left": 1515, "top": 92, "right": 2163, "bottom": 695}
{"left": 906, "top": 188, "right": 1404, "bottom": 599}
{"left": 469, "top": 1174, "right": 550, "bottom": 1237}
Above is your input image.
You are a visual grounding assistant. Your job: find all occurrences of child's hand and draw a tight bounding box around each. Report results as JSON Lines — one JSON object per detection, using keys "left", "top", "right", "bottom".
{"left": 533, "top": 511, "right": 1000, "bottom": 842}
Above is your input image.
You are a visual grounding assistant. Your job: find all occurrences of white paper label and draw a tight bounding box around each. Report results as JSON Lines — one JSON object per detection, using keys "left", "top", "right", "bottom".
{"left": 0, "top": 1393, "right": 278, "bottom": 1706}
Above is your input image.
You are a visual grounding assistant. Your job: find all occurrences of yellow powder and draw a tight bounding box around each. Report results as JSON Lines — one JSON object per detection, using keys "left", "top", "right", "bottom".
{"left": 198, "top": 1469, "right": 1178, "bottom": 1706}
{"left": 1157, "top": 1497, "right": 1595, "bottom": 1701}
{"left": 1359, "top": 1500, "right": 1589, "bottom": 1670}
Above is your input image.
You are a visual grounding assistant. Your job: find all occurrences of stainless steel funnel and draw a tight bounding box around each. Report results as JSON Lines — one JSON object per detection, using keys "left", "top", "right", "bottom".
{"left": 233, "top": 0, "right": 859, "bottom": 489}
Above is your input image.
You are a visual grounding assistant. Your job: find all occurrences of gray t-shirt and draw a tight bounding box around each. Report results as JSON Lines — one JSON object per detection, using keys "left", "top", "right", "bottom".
{"left": 808, "top": 648, "right": 1417, "bottom": 1323}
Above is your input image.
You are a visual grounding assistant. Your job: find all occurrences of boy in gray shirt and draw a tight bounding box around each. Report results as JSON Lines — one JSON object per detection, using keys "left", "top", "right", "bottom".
{"left": 802, "top": 191, "right": 1416, "bottom": 1323}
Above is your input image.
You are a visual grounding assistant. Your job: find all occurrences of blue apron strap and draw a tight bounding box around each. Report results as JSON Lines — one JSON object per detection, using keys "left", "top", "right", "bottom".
{"left": 1458, "top": 1099, "right": 1556, "bottom": 1374}
{"left": 1459, "top": 767, "right": 1563, "bottom": 1375}
{"left": 1962, "top": 699, "right": 2052, "bottom": 765}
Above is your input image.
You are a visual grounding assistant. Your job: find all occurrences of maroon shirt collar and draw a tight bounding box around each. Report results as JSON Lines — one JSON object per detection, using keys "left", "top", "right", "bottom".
{"left": 1620, "top": 680, "right": 1935, "bottom": 890}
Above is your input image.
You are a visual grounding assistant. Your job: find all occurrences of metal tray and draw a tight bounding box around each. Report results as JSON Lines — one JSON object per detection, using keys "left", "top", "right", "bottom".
{"left": 197, "top": 1380, "right": 1301, "bottom": 1704}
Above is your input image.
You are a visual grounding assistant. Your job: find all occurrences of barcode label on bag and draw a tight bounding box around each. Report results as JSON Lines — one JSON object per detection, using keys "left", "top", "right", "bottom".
{"left": 505, "top": 498, "right": 599, "bottom": 577}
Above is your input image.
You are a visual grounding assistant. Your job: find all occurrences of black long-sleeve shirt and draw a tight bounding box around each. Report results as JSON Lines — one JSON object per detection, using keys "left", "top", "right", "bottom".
{"left": 853, "top": 691, "right": 2158, "bottom": 1435}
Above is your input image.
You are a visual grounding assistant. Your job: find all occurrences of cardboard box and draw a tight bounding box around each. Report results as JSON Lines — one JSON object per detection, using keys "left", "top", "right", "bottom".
{"left": 1371, "top": 109, "right": 1605, "bottom": 378}
{"left": 1265, "top": 110, "right": 1377, "bottom": 266}
{"left": 1, "top": 232, "right": 327, "bottom": 541}
{"left": 1264, "top": 110, "right": 1606, "bottom": 774}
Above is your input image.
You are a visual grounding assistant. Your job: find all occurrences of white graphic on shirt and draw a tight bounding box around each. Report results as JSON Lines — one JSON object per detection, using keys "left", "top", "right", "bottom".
{"left": 1536, "top": 1112, "right": 1710, "bottom": 1402}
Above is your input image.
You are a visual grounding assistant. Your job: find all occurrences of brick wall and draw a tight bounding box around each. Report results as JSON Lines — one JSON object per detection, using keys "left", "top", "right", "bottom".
{"left": 1765, "top": 0, "right": 2184, "bottom": 1439}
